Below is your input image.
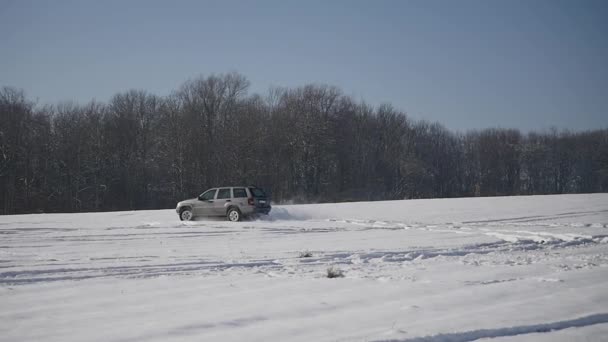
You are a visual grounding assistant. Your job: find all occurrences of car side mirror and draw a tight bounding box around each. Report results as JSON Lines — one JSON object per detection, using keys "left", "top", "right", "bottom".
{"left": 197, "top": 195, "right": 203, "bottom": 201}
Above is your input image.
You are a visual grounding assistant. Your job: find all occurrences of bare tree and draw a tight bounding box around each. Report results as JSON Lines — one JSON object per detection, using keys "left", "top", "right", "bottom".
{"left": 1, "top": 74, "right": 606, "bottom": 214}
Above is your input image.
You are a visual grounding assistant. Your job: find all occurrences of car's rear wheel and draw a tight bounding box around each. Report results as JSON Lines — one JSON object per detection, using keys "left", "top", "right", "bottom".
{"left": 227, "top": 207, "right": 241, "bottom": 222}
{"left": 180, "top": 208, "right": 193, "bottom": 221}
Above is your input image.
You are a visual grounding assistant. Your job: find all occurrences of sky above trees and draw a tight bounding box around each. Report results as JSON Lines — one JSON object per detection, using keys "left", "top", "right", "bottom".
{"left": 1, "top": 0, "right": 607, "bottom": 131}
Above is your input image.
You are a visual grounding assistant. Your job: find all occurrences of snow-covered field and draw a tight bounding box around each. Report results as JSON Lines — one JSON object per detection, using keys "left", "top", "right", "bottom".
{"left": 1, "top": 194, "right": 607, "bottom": 341}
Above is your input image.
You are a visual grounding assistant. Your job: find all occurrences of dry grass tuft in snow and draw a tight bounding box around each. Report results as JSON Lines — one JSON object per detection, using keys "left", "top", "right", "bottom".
{"left": 299, "top": 250, "right": 313, "bottom": 258}
{"left": 326, "top": 266, "right": 345, "bottom": 278}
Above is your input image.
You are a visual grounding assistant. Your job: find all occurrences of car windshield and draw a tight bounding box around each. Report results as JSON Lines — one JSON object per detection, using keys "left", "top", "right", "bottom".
{"left": 249, "top": 187, "right": 266, "bottom": 198}
{"left": 199, "top": 189, "right": 216, "bottom": 201}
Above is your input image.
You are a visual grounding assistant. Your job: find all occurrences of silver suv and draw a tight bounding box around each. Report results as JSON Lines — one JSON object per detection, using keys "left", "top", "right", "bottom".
{"left": 176, "top": 186, "right": 271, "bottom": 222}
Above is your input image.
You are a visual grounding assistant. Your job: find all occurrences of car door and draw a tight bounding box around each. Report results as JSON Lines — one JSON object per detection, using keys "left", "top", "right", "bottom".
{"left": 194, "top": 189, "right": 217, "bottom": 216}
{"left": 213, "top": 188, "right": 232, "bottom": 215}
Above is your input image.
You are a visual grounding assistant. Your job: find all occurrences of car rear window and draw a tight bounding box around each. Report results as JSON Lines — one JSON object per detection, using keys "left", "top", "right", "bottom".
{"left": 217, "top": 188, "right": 231, "bottom": 199}
{"left": 249, "top": 187, "right": 266, "bottom": 198}
{"left": 233, "top": 188, "right": 247, "bottom": 198}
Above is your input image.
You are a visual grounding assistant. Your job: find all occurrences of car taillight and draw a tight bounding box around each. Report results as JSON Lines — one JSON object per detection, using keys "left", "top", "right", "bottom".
{"left": 248, "top": 198, "right": 255, "bottom": 206}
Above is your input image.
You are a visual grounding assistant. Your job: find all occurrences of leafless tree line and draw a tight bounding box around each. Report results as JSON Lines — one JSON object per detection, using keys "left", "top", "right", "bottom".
{"left": 1, "top": 73, "right": 607, "bottom": 214}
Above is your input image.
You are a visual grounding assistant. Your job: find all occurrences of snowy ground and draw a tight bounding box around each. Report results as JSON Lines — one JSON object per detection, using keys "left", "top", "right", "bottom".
{"left": 1, "top": 193, "right": 607, "bottom": 341}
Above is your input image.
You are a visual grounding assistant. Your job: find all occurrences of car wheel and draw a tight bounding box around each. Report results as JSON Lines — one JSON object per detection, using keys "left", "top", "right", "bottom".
{"left": 227, "top": 207, "right": 241, "bottom": 222}
{"left": 180, "top": 208, "right": 193, "bottom": 221}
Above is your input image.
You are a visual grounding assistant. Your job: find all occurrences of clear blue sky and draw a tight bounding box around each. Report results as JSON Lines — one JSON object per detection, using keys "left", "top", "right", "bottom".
{"left": 1, "top": 0, "right": 607, "bottom": 131}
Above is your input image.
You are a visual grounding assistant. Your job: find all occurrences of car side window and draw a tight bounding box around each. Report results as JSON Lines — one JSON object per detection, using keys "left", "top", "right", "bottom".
{"left": 200, "top": 189, "right": 217, "bottom": 201}
{"left": 217, "top": 188, "right": 231, "bottom": 199}
{"left": 233, "top": 188, "right": 247, "bottom": 198}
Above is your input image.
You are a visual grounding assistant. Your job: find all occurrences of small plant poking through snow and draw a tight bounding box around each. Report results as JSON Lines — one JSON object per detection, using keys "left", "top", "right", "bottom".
{"left": 299, "top": 250, "right": 313, "bottom": 258}
{"left": 327, "top": 266, "right": 344, "bottom": 278}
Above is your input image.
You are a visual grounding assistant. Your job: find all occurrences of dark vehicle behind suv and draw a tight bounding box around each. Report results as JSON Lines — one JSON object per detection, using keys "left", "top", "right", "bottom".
{"left": 176, "top": 186, "right": 271, "bottom": 221}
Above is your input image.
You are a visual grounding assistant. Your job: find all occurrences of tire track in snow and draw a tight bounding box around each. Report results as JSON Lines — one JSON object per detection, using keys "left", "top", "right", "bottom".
{"left": 375, "top": 313, "right": 608, "bottom": 342}
{"left": 3, "top": 226, "right": 605, "bottom": 285}
{"left": 333, "top": 217, "right": 608, "bottom": 247}
{"left": 0, "top": 259, "right": 283, "bottom": 285}
{"left": 461, "top": 209, "right": 608, "bottom": 224}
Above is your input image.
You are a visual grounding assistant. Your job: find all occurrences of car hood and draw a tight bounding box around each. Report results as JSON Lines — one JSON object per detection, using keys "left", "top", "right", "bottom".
{"left": 177, "top": 198, "right": 198, "bottom": 206}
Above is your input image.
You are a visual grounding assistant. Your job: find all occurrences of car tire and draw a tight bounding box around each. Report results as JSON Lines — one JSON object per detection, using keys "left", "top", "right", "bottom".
{"left": 227, "top": 207, "right": 241, "bottom": 222}
{"left": 180, "top": 208, "right": 193, "bottom": 221}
